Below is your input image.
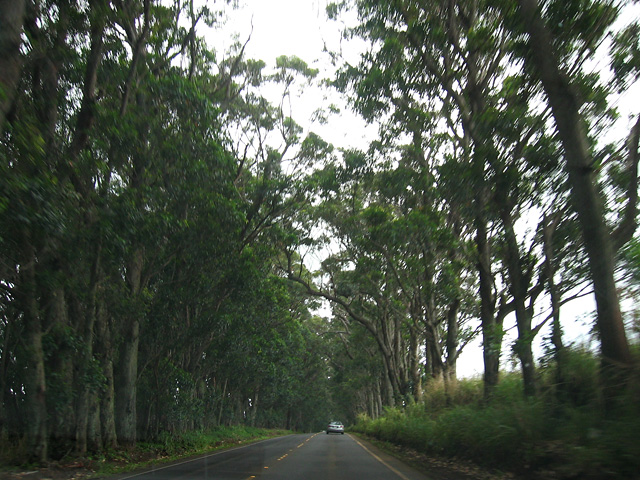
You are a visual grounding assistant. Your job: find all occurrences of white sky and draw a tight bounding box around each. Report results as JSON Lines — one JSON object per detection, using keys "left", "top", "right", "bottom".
{"left": 224, "top": 0, "right": 329, "bottom": 63}
{"left": 206, "top": 1, "right": 638, "bottom": 378}
{"left": 209, "top": 0, "right": 375, "bottom": 150}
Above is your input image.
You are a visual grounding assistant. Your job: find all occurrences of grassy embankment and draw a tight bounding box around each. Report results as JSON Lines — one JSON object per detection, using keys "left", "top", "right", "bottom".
{"left": 0, "top": 426, "right": 291, "bottom": 476}
{"left": 351, "top": 349, "right": 640, "bottom": 479}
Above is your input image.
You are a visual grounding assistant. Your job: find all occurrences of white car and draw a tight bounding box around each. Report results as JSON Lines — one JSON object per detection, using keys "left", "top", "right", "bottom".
{"left": 326, "top": 421, "right": 344, "bottom": 434}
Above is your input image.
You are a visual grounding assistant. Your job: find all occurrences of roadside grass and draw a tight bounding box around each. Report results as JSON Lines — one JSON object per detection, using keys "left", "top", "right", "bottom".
{"left": 92, "top": 426, "right": 291, "bottom": 476}
{"left": 0, "top": 426, "right": 291, "bottom": 477}
{"left": 352, "top": 351, "right": 640, "bottom": 479}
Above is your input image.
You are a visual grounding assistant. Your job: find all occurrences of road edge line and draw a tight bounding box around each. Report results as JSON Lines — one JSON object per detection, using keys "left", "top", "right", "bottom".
{"left": 349, "top": 435, "right": 412, "bottom": 480}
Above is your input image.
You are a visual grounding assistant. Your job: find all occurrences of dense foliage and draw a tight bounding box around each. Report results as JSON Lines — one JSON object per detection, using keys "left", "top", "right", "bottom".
{"left": 1, "top": 0, "right": 639, "bottom": 473}
{"left": 0, "top": 0, "right": 334, "bottom": 463}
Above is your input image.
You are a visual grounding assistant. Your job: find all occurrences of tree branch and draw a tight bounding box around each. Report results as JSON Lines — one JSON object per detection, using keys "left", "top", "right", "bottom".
{"left": 613, "top": 114, "right": 640, "bottom": 251}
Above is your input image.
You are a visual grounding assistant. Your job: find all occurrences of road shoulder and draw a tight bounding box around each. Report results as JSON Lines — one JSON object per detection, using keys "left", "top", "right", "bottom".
{"left": 349, "top": 434, "right": 515, "bottom": 480}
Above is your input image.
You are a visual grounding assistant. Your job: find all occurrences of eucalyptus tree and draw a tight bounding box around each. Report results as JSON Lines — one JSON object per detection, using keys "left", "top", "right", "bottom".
{"left": 1, "top": 0, "right": 332, "bottom": 460}
{"left": 509, "top": 0, "right": 640, "bottom": 388}
{"left": 327, "top": 0, "right": 561, "bottom": 397}
{"left": 285, "top": 139, "right": 474, "bottom": 404}
{"left": 285, "top": 152, "right": 417, "bottom": 404}
{"left": 113, "top": 30, "right": 328, "bottom": 446}
{"left": 330, "top": 1, "right": 638, "bottom": 394}
{"left": 79, "top": 0, "right": 242, "bottom": 447}
{"left": 329, "top": 0, "right": 640, "bottom": 400}
{"left": 365, "top": 112, "right": 481, "bottom": 389}
{"left": 114, "top": 11, "right": 335, "bottom": 440}
{"left": 0, "top": 0, "right": 117, "bottom": 460}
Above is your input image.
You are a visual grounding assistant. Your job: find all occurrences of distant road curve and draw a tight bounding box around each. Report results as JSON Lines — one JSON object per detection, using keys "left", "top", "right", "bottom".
{"left": 104, "top": 432, "right": 428, "bottom": 480}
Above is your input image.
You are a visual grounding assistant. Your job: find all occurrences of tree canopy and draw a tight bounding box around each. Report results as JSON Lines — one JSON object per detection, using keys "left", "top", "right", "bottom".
{"left": 1, "top": 0, "right": 639, "bottom": 464}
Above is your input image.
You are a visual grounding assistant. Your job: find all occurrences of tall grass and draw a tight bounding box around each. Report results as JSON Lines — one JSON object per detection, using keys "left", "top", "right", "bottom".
{"left": 352, "top": 350, "right": 640, "bottom": 478}
{"left": 148, "top": 425, "right": 288, "bottom": 457}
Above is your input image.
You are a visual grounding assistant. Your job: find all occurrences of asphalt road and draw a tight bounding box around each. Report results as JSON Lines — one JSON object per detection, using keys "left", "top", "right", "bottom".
{"left": 106, "top": 433, "right": 429, "bottom": 480}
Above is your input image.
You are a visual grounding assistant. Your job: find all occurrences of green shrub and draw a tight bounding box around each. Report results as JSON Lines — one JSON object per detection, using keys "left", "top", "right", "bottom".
{"left": 351, "top": 353, "right": 640, "bottom": 478}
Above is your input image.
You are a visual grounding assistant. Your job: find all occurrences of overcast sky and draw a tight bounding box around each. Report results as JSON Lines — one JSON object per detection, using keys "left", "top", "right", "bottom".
{"left": 207, "top": 0, "right": 375, "bottom": 151}
{"left": 225, "top": 0, "right": 332, "bottom": 63}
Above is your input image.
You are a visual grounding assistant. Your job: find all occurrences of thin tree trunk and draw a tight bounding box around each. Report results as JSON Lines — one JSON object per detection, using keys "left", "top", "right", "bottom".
{"left": 444, "top": 298, "right": 461, "bottom": 406}
{"left": 409, "top": 327, "right": 423, "bottom": 402}
{"left": 20, "top": 246, "right": 48, "bottom": 463}
{"left": 543, "top": 214, "right": 568, "bottom": 399}
{"left": 250, "top": 387, "right": 259, "bottom": 427}
{"left": 0, "top": 313, "right": 11, "bottom": 436}
{"left": 217, "top": 378, "right": 227, "bottom": 426}
{"left": 499, "top": 202, "right": 537, "bottom": 396}
{"left": 476, "top": 206, "right": 500, "bottom": 398}
{"left": 75, "top": 244, "right": 101, "bottom": 454}
{"left": 445, "top": 297, "right": 461, "bottom": 382}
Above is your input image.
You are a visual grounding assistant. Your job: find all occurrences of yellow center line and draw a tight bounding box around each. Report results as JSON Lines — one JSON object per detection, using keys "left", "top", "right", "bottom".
{"left": 245, "top": 433, "right": 316, "bottom": 479}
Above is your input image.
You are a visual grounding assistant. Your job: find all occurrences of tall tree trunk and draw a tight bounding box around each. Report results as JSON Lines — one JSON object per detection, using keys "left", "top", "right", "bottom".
{"left": 409, "top": 326, "right": 423, "bottom": 402}
{"left": 115, "top": 317, "right": 139, "bottom": 444}
{"left": 476, "top": 203, "right": 500, "bottom": 398}
{"left": 0, "top": 0, "right": 25, "bottom": 128}
{"left": 115, "top": 324, "right": 140, "bottom": 444}
{"left": 249, "top": 387, "right": 259, "bottom": 427}
{"left": 115, "top": 248, "right": 143, "bottom": 445}
{"left": 75, "top": 244, "right": 101, "bottom": 454}
{"left": 517, "top": 0, "right": 633, "bottom": 385}
{"left": 380, "top": 352, "right": 397, "bottom": 406}
{"left": 217, "top": 378, "right": 227, "bottom": 427}
{"left": 368, "top": 390, "right": 375, "bottom": 419}
{"left": 381, "top": 368, "right": 394, "bottom": 407}
{"left": 95, "top": 300, "right": 117, "bottom": 448}
{"left": 445, "top": 297, "right": 461, "bottom": 382}
{"left": 444, "top": 297, "right": 461, "bottom": 406}
{"left": 543, "top": 214, "right": 567, "bottom": 398}
{"left": 425, "top": 322, "right": 444, "bottom": 380}
{"left": 0, "top": 313, "right": 11, "bottom": 436}
{"left": 87, "top": 392, "right": 102, "bottom": 452}
{"left": 19, "top": 246, "right": 48, "bottom": 463}
{"left": 45, "top": 285, "right": 75, "bottom": 448}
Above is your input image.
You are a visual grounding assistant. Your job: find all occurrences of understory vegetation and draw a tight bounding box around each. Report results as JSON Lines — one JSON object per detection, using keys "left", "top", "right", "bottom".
{"left": 0, "top": 425, "right": 289, "bottom": 475}
{"left": 352, "top": 348, "right": 640, "bottom": 479}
